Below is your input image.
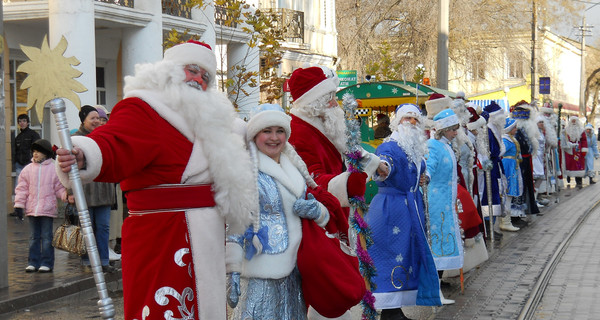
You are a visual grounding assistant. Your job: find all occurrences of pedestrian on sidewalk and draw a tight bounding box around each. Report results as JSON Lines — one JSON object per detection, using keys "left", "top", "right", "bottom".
{"left": 12, "top": 113, "right": 40, "bottom": 183}
{"left": 72, "top": 105, "right": 116, "bottom": 273}
{"left": 584, "top": 124, "right": 599, "bottom": 184}
{"left": 14, "top": 139, "right": 67, "bottom": 273}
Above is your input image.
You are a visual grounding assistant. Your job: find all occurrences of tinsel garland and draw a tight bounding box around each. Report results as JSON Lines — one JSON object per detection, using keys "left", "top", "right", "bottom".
{"left": 341, "top": 93, "right": 377, "bottom": 320}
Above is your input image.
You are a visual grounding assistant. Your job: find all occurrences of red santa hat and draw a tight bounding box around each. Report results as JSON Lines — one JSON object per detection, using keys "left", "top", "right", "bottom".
{"left": 540, "top": 102, "right": 554, "bottom": 114}
{"left": 425, "top": 93, "right": 452, "bottom": 119}
{"left": 163, "top": 40, "right": 217, "bottom": 86}
{"left": 289, "top": 67, "right": 339, "bottom": 108}
{"left": 466, "top": 106, "right": 486, "bottom": 130}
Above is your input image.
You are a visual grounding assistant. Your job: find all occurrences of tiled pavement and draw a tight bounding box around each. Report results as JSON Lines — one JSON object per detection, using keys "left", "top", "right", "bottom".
{"left": 1, "top": 180, "right": 600, "bottom": 320}
{"left": 0, "top": 216, "right": 121, "bottom": 316}
{"left": 433, "top": 181, "right": 600, "bottom": 319}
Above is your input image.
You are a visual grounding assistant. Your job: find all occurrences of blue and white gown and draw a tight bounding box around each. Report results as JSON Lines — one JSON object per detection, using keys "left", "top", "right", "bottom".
{"left": 367, "top": 139, "right": 441, "bottom": 309}
{"left": 426, "top": 137, "right": 464, "bottom": 271}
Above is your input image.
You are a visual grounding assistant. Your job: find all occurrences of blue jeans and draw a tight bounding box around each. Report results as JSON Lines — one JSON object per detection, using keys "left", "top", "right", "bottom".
{"left": 81, "top": 205, "right": 111, "bottom": 266}
{"left": 14, "top": 162, "right": 25, "bottom": 192}
{"left": 28, "top": 216, "right": 55, "bottom": 269}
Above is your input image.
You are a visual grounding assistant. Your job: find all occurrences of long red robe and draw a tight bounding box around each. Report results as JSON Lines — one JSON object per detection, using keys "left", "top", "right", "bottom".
{"left": 564, "top": 131, "right": 588, "bottom": 177}
{"left": 83, "top": 97, "right": 224, "bottom": 320}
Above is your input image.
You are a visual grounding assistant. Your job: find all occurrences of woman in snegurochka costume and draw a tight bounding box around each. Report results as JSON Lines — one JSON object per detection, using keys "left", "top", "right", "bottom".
{"left": 226, "top": 104, "right": 335, "bottom": 320}
{"left": 501, "top": 117, "right": 523, "bottom": 231}
{"left": 425, "top": 108, "right": 464, "bottom": 305}
{"left": 367, "top": 103, "right": 441, "bottom": 320}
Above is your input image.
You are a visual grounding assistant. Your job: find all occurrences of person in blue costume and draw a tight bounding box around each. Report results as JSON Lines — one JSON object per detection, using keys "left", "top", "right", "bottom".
{"left": 367, "top": 104, "right": 441, "bottom": 320}
{"left": 584, "top": 124, "right": 599, "bottom": 184}
{"left": 426, "top": 108, "right": 464, "bottom": 305}
{"left": 226, "top": 104, "right": 332, "bottom": 320}
{"left": 479, "top": 102, "right": 509, "bottom": 237}
{"left": 500, "top": 118, "right": 522, "bottom": 231}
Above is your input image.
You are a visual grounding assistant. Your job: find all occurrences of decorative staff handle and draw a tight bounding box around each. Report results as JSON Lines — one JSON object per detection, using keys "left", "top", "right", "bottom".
{"left": 50, "top": 98, "right": 115, "bottom": 320}
{"left": 482, "top": 127, "right": 494, "bottom": 245}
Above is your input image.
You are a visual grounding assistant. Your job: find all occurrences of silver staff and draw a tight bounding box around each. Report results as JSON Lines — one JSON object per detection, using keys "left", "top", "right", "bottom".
{"left": 50, "top": 98, "right": 115, "bottom": 320}
{"left": 482, "top": 125, "right": 494, "bottom": 245}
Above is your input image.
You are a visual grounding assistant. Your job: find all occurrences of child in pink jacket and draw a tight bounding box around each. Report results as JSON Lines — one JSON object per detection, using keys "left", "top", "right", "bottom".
{"left": 14, "top": 139, "right": 67, "bottom": 273}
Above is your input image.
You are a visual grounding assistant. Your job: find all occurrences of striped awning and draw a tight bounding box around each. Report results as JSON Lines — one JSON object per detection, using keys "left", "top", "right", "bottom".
{"left": 469, "top": 99, "right": 509, "bottom": 113}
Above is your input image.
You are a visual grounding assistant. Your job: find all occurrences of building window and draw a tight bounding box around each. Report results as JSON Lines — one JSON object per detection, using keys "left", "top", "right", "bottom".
{"left": 9, "top": 59, "right": 42, "bottom": 177}
{"left": 96, "top": 67, "right": 106, "bottom": 105}
{"left": 507, "top": 52, "right": 524, "bottom": 79}
{"left": 471, "top": 52, "right": 486, "bottom": 80}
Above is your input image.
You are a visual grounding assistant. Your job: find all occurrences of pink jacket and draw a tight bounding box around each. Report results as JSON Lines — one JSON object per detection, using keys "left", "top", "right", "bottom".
{"left": 14, "top": 158, "right": 67, "bottom": 218}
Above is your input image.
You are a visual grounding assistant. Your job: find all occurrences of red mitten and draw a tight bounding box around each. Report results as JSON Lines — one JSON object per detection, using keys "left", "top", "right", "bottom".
{"left": 346, "top": 172, "right": 368, "bottom": 198}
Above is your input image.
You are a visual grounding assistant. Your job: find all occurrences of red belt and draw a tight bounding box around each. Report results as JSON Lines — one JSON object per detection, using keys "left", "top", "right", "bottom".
{"left": 127, "top": 184, "right": 215, "bottom": 213}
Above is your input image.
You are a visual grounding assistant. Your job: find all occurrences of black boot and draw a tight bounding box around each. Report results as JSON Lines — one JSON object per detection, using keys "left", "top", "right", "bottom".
{"left": 380, "top": 308, "right": 411, "bottom": 320}
{"left": 576, "top": 177, "right": 583, "bottom": 189}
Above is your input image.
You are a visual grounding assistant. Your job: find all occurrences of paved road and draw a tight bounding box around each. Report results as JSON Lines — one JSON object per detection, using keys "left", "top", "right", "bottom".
{"left": 3, "top": 179, "right": 600, "bottom": 320}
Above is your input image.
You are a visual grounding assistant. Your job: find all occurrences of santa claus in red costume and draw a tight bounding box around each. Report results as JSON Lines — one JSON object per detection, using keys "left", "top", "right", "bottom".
{"left": 563, "top": 115, "right": 588, "bottom": 188}
{"left": 56, "top": 41, "right": 256, "bottom": 320}
{"left": 287, "top": 66, "right": 388, "bottom": 320}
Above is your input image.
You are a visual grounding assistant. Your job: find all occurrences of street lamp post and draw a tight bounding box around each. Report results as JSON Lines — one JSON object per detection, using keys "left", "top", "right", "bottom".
{"left": 579, "top": 2, "right": 599, "bottom": 120}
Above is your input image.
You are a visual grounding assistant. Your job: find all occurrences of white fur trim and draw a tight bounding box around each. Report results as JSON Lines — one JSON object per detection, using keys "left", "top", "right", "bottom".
{"left": 328, "top": 172, "right": 351, "bottom": 207}
{"left": 467, "top": 117, "right": 486, "bottom": 131}
{"left": 225, "top": 242, "right": 243, "bottom": 273}
{"left": 425, "top": 97, "right": 452, "bottom": 119}
{"left": 163, "top": 42, "right": 217, "bottom": 86}
{"left": 435, "top": 114, "right": 459, "bottom": 130}
{"left": 246, "top": 110, "right": 292, "bottom": 142}
{"left": 242, "top": 152, "right": 304, "bottom": 279}
{"left": 292, "top": 77, "right": 338, "bottom": 108}
{"left": 315, "top": 202, "right": 330, "bottom": 227}
{"left": 56, "top": 136, "right": 103, "bottom": 189}
{"left": 582, "top": 148, "right": 589, "bottom": 153}
{"left": 360, "top": 149, "right": 382, "bottom": 179}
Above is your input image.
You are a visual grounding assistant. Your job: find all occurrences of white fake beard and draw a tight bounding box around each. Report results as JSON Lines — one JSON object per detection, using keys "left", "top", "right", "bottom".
{"left": 394, "top": 122, "right": 428, "bottom": 165}
{"left": 321, "top": 106, "right": 349, "bottom": 154}
{"left": 293, "top": 95, "right": 349, "bottom": 154}
{"left": 473, "top": 127, "right": 489, "bottom": 158}
{"left": 516, "top": 117, "right": 541, "bottom": 156}
{"left": 542, "top": 118, "right": 558, "bottom": 148}
{"left": 566, "top": 122, "right": 584, "bottom": 142}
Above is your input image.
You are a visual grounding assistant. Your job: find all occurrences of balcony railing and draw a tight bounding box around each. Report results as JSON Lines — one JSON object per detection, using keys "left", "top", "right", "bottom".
{"left": 275, "top": 8, "right": 304, "bottom": 44}
{"left": 95, "top": 0, "right": 134, "bottom": 8}
{"left": 215, "top": 5, "right": 238, "bottom": 28}
{"left": 163, "top": 0, "right": 191, "bottom": 19}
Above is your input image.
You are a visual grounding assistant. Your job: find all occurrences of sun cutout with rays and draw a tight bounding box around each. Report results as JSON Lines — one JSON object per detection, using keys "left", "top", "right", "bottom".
{"left": 17, "top": 35, "right": 87, "bottom": 122}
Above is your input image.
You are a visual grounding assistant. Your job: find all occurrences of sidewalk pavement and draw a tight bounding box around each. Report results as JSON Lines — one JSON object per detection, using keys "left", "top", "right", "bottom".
{"left": 0, "top": 216, "right": 122, "bottom": 315}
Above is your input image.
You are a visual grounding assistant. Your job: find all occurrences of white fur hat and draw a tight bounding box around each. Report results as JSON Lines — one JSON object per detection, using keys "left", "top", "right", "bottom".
{"left": 425, "top": 93, "right": 452, "bottom": 119}
{"left": 246, "top": 104, "right": 291, "bottom": 142}
{"left": 163, "top": 40, "right": 217, "bottom": 86}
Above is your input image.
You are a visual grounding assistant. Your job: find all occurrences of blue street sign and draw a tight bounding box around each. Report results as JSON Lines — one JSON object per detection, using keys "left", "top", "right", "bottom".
{"left": 539, "top": 77, "right": 550, "bottom": 94}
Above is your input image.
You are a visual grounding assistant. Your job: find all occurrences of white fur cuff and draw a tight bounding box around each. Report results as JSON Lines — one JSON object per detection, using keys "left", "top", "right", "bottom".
{"left": 71, "top": 136, "right": 103, "bottom": 183}
{"left": 55, "top": 136, "right": 103, "bottom": 189}
{"left": 315, "top": 203, "right": 330, "bottom": 227}
{"left": 328, "top": 172, "right": 351, "bottom": 207}
{"left": 360, "top": 149, "right": 382, "bottom": 179}
{"left": 225, "top": 242, "right": 243, "bottom": 273}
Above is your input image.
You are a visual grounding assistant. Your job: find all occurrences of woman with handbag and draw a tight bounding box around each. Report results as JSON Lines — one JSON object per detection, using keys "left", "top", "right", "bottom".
{"left": 226, "top": 104, "right": 341, "bottom": 320}
{"left": 14, "top": 139, "right": 67, "bottom": 273}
